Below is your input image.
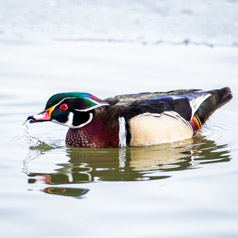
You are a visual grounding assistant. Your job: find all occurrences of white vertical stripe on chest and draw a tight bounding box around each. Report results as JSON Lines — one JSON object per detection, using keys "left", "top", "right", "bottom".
{"left": 129, "top": 112, "right": 193, "bottom": 146}
{"left": 118, "top": 117, "right": 127, "bottom": 147}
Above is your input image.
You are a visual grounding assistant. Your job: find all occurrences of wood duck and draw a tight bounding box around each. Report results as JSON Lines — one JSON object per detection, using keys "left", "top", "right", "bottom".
{"left": 27, "top": 87, "right": 232, "bottom": 148}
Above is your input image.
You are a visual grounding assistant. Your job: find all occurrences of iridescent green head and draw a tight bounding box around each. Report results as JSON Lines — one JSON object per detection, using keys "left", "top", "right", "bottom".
{"left": 27, "top": 92, "right": 109, "bottom": 128}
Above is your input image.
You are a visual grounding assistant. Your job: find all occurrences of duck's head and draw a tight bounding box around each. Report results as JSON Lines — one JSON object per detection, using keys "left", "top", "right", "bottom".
{"left": 27, "top": 92, "right": 109, "bottom": 128}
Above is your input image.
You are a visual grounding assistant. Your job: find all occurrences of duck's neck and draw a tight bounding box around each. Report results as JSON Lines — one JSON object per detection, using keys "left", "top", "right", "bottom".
{"left": 66, "top": 115, "right": 119, "bottom": 148}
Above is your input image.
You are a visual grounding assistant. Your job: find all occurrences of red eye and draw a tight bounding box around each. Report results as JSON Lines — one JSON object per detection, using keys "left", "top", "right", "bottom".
{"left": 60, "top": 103, "right": 68, "bottom": 111}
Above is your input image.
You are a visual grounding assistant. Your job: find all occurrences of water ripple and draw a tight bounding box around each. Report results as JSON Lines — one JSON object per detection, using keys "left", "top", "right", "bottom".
{"left": 23, "top": 133, "right": 231, "bottom": 187}
{"left": 202, "top": 118, "right": 238, "bottom": 151}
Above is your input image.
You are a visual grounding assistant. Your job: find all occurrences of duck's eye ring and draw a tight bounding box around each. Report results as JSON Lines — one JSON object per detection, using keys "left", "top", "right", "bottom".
{"left": 60, "top": 103, "right": 68, "bottom": 111}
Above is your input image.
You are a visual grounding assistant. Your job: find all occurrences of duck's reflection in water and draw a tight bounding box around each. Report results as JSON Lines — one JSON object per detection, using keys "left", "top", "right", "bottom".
{"left": 25, "top": 135, "right": 230, "bottom": 197}
{"left": 41, "top": 187, "right": 89, "bottom": 198}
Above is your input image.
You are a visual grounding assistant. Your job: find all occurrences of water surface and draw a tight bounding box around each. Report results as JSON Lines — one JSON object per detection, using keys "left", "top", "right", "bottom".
{"left": 0, "top": 41, "right": 238, "bottom": 238}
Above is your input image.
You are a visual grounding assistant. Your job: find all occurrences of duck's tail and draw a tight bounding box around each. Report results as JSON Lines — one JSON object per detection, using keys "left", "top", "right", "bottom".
{"left": 195, "top": 87, "right": 232, "bottom": 125}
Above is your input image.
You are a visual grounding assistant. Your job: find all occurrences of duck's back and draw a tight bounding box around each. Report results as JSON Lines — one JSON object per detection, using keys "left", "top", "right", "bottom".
{"left": 104, "top": 87, "right": 232, "bottom": 146}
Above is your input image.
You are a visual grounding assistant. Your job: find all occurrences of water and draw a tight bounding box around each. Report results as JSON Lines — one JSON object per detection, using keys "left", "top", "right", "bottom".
{"left": 1, "top": 1, "right": 238, "bottom": 238}
{"left": 22, "top": 120, "right": 42, "bottom": 146}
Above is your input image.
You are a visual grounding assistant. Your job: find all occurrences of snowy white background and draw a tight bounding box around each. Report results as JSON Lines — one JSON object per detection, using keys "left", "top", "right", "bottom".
{"left": 0, "top": 0, "right": 238, "bottom": 46}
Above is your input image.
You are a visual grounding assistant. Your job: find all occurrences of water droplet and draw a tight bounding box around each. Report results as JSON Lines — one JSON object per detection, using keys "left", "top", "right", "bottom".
{"left": 22, "top": 119, "right": 42, "bottom": 146}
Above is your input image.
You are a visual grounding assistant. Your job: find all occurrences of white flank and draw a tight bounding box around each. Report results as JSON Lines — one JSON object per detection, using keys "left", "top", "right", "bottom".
{"left": 129, "top": 112, "right": 193, "bottom": 146}
{"left": 119, "top": 117, "right": 127, "bottom": 147}
{"left": 163, "top": 111, "right": 192, "bottom": 129}
{"left": 189, "top": 94, "right": 211, "bottom": 119}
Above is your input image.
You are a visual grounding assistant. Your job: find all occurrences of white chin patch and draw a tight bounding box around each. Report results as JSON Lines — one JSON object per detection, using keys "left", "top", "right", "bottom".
{"left": 52, "top": 112, "right": 94, "bottom": 129}
{"left": 66, "top": 112, "right": 74, "bottom": 127}
{"left": 52, "top": 112, "right": 74, "bottom": 128}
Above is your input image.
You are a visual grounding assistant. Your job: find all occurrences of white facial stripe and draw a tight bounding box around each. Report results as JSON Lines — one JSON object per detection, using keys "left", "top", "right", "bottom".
{"left": 52, "top": 97, "right": 76, "bottom": 108}
{"left": 51, "top": 96, "right": 108, "bottom": 112}
{"left": 74, "top": 104, "right": 108, "bottom": 112}
{"left": 74, "top": 97, "right": 109, "bottom": 112}
{"left": 87, "top": 98, "right": 106, "bottom": 105}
